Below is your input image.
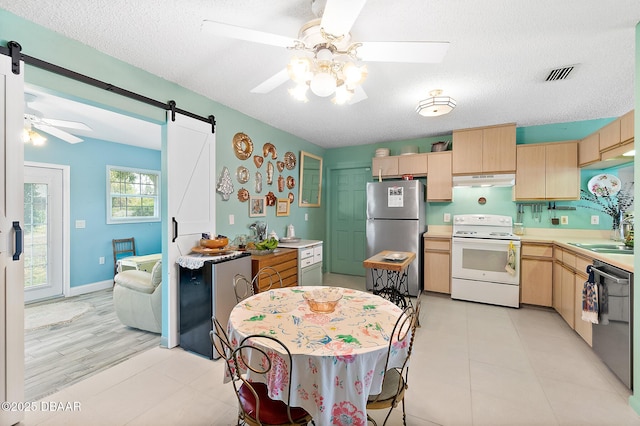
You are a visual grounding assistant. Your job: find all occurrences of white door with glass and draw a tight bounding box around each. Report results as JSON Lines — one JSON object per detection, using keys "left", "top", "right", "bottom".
{"left": 23, "top": 165, "right": 64, "bottom": 302}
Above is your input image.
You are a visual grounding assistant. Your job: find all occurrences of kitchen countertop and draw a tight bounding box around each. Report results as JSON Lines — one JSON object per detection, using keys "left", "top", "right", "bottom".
{"left": 424, "top": 227, "right": 634, "bottom": 272}
{"left": 277, "top": 239, "right": 322, "bottom": 249}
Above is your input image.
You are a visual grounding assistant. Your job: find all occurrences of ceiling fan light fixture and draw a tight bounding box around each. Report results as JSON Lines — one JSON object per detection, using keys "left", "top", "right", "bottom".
{"left": 416, "top": 89, "right": 456, "bottom": 117}
{"left": 288, "top": 84, "right": 310, "bottom": 102}
{"left": 309, "top": 71, "right": 337, "bottom": 97}
{"left": 343, "top": 62, "right": 367, "bottom": 86}
{"left": 332, "top": 84, "right": 353, "bottom": 105}
{"left": 287, "top": 57, "right": 312, "bottom": 84}
{"left": 29, "top": 131, "right": 47, "bottom": 146}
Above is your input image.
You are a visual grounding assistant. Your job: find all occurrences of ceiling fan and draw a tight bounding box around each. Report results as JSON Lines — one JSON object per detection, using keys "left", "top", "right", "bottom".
{"left": 24, "top": 93, "right": 92, "bottom": 144}
{"left": 201, "top": 0, "right": 449, "bottom": 104}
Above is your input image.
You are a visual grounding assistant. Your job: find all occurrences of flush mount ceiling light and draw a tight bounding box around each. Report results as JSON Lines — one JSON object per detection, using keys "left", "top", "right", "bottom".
{"left": 416, "top": 89, "right": 456, "bottom": 117}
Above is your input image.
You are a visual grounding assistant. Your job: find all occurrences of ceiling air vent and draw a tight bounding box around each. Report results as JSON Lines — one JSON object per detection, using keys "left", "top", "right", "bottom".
{"left": 545, "top": 65, "right": 576, "bottom": 81}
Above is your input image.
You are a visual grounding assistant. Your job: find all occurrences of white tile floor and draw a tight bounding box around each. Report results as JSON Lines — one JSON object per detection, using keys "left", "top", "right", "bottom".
{"left": 21, "top": 273, "right": 640, "bottom": 426}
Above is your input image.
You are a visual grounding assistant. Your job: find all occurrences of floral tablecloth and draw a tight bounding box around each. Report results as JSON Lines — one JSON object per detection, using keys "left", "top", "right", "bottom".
{"left": 226, "top": 286, "right": 409, "bottom": 426}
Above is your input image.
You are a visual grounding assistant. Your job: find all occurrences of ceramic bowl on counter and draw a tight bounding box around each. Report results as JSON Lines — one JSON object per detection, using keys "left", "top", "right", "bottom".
{"left": 200, "top": 237, "right": 228, "bottom": 249}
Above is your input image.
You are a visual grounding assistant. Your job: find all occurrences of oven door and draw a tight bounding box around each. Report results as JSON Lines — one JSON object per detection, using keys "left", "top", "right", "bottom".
{"left": 451, "top": 237, "right": 520, "bottom": 285}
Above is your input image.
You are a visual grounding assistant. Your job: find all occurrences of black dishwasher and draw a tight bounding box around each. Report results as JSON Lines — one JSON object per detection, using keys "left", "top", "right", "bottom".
{"left": 592, "top": 259, "right": 633, "bottom": 389}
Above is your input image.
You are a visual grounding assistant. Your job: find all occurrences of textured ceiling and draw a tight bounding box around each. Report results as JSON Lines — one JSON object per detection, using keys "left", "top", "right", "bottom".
{"left": 2, "top": 1, "right": 640, "bottom": 149}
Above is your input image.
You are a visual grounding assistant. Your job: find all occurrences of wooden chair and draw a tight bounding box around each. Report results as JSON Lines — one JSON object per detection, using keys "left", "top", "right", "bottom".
{"left": 366, "top": 300, "right": 422, "bottom": 426}
{"left": 210, "top": 322, "right": 314, "bottom": 426}
{"left": 112, "top": 237, "right": 136, "bottom": 275}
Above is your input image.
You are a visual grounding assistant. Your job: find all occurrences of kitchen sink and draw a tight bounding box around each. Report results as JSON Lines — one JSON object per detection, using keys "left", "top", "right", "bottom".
{"left": 568, "top": 242, "right": 634, "bottom": 255}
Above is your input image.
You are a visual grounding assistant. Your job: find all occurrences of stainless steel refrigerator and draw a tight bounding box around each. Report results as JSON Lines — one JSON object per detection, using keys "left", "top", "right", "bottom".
{"left": 366, "top": 180, "right": 426, "bottom": 296}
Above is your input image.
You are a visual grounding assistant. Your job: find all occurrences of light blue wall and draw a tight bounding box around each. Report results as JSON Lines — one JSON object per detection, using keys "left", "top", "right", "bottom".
{"left": 25, "top": 136, "right": 162, "bottom": 287}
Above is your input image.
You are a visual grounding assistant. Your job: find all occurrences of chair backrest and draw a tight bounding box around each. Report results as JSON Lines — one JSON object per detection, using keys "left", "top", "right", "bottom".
{"left": 233, "top": 273, "right": 255, "bottom": 302}
{"left": 112, "top": 237, "right": 136, "bottom": 273}
{"left": 210, "top": 322, "right": 299, "bottom": 425}
{"left": 372, "top": 300, "right": 421, "bottom": 403}
{"left": 251, "top": 266, "right": 283, "bottom": 293}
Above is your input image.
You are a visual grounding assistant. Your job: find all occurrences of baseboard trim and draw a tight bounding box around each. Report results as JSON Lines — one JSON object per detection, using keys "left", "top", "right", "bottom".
{"left": 68, "top": 280, "right": 113, "bottom": 297}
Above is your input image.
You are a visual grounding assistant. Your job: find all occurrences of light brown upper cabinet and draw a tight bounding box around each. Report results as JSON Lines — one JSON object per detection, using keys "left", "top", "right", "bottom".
{"left": 397, "top": 153, "right": 428, "bottom": 177}
{"left": 515, "top": 141, "right": 579, "bottom": 200}
{"left": 452, "top": 123, "right": 516, "bottom": 175}
{"left": 579, "top": 109, "right": 634, "bottom": 169}
{"left": 578, "top": 132, "right": 600, "bottom": 167}
{"left": 426, "top": 151, "right": 452, "bottom": 201}
{"left": 371, "top": 156, "right": 399, "bottom": 178}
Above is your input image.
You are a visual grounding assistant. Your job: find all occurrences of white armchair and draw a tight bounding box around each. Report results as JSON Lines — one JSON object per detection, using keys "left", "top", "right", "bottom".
{"left": 113, "top": 260, "right": 162, "bottom": 333}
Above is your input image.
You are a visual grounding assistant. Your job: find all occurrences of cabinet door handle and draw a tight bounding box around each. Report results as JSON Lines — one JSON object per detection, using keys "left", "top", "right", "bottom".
{"left": 12, "top": 221, "right": 23, "bottom": 261}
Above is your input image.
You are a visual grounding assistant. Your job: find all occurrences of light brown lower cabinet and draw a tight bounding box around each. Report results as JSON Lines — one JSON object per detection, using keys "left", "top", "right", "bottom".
{"left": 424, "top": 237, "right": 451, "bottom": 294}
{"left": 251, "top": 248, "right": 298, "bottom": 292}
{"left": 520, "top": 242, "right": 553, "bottom": 306}
{"left": 552, "top": 245, "right": 593, "bottom": 346}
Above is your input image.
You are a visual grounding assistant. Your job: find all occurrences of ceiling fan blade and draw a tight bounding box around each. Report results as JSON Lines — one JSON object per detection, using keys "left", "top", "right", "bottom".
{"left": 33, "top": 123, "right": 84, "bottom": 144}
{"left": 250, "top": 69, "right": 291, "bottom": 94}
{"left": 320, "top": 0, "right": 367, "bottom": 38}
{"left": 42, "top": 117, "right": 92, "bottom": 131}
{"left": 201, "top": 20, "right": 297, "bottom": 48}
{"left": 357, "top": 41, "right": 450, "bottom": 63}
{"left": 348, "top": 85, "right": 368, "bottom": 105}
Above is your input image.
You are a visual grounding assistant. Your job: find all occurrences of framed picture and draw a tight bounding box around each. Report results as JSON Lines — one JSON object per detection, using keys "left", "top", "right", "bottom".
{"left": 249, "top": 196, "right": 266, "bottom": 217}
{"left": 276, "top": 198, "right": 290, "bottom": 217}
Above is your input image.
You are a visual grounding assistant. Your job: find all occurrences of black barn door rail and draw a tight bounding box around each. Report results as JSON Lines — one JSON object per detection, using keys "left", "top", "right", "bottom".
{"left": 0, "top": 41, "right": 215, "bottom": 132}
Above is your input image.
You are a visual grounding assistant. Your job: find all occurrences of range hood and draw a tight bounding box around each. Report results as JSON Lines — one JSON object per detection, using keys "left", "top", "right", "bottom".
{"left": 452, "top": 174, "right": 516, "bottom": 187}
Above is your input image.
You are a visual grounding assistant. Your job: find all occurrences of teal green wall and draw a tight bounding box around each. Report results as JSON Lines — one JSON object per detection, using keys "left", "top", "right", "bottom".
{"left": 325, "top": 122, "right": 632, "bottom": 232}
{"left": 0, "top": 8, "right": 326, "bottom": 263}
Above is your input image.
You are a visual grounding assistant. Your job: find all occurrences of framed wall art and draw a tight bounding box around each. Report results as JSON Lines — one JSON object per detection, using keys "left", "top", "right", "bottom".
{"left": 249, "top": 196, "right": 266, "bottom": 217}
{"left": 276, "top": 198, "right": 290, "bottom": 217}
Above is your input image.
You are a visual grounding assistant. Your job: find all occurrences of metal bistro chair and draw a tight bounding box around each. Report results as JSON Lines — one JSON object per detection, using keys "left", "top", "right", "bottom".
{"left": 234, "top": 266, "right": 284, "bottom": 302}
{"left": 112, "top": 237, "right": 136, "bottom": 275}
{"left": 210, "top": 322, "right": 314, "bottom": 426}
{"left": 233, "top": 273, "right": 255, "bottom": 303}
{"left": 366, "top": 299, "right": 422, "bottom": 426}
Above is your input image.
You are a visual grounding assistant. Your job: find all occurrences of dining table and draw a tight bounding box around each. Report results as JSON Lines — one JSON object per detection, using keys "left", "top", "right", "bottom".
{"left": 226, "top": 286, "right": 410, "bottom": 426}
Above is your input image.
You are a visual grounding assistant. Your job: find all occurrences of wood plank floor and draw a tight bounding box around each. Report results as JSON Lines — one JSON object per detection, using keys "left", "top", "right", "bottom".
{"left": 24, "top": 288, "right": 160, "bottom": 402}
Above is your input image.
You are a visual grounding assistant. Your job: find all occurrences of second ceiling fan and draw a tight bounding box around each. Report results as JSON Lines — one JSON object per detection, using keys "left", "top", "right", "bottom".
{"left": 202, "top": 0, "right": 449, "bottom": 104}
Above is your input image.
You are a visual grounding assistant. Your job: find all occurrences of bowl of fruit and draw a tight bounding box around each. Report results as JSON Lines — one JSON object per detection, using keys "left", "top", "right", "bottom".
{"left": 247, "top": 237, "right": 279, "bottom": 255}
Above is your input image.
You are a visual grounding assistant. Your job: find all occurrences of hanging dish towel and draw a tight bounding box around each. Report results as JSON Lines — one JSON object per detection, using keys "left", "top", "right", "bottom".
{"left": 581, "top": 265, "right": 599, "bottom": 324}
{"left": 505, "top": 241, "right": 516, "bottom": 276}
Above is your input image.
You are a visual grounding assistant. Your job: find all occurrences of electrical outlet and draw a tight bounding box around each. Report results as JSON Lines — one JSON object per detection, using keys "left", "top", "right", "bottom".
{"left": 305, "top": 213, "right": 308, "bottom": 221}
{"left": 229, "top": 214, "right": 235, "bottom": 225}
{"left": 443, "top": 213, "right": 451, "bottom": 223}
{"left": 99, "top": 256, "right": 105, "bottom": 265}
{"left": 591, "top": 215, "right": 599, "bottom": 225}
{"left": 560, "top": 216, "right": 568, "bottom": 225}
{"left": 75, "top": 219, "right": 86, "bottom": 229}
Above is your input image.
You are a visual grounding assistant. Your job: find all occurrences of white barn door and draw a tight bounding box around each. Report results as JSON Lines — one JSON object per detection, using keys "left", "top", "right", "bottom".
{"left": 165, "top": 112, "right": 215, "bottom": 348}
{"left": 0, "top": 54, "right": 25, "bottom": 425}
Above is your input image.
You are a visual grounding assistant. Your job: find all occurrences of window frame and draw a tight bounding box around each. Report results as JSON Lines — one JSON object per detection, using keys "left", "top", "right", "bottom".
{"left": 106, "top": 165, "right": 161, "bottom": 224}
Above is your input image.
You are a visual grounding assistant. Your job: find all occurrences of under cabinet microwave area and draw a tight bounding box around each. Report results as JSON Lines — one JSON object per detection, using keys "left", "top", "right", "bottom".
{"left": 372, "top": 112, "right": 633, "bottom": 201}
